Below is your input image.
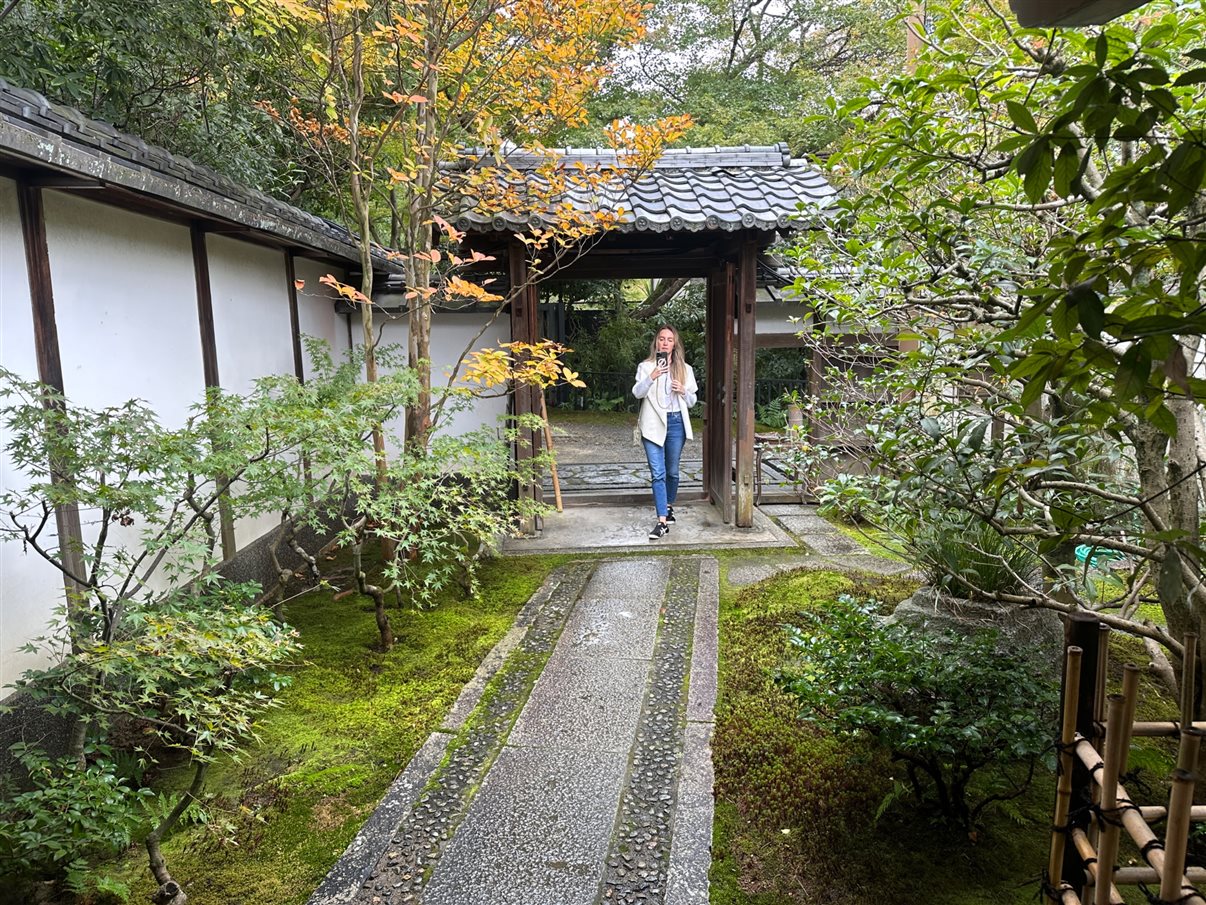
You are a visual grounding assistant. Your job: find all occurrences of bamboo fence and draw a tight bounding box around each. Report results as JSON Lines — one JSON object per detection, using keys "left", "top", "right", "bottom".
{"left": 1047, "top": 622, "right": 1206, "bottom": 904}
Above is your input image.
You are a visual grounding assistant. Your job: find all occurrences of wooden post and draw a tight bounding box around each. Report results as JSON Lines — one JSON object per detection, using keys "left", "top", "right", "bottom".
{"left": 16, "top": 181, "right": 88, "bottom": 608}
{"left": 190, "top": 223, "right": 237, "bottom": 561}
{"left": 285, "top": 252, "right": 306, "bottom": 384}
{"left": 1063, "top": 612, "right": 1104, "bottom": 895}
{"left": 508, "top": 239, "right": 540, "bottom": 533}
{"left": 735, "top": 240, "right": 757, "bottom": 527}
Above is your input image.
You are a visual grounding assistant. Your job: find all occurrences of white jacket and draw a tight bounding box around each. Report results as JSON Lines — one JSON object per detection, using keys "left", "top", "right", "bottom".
{"left": 632, "top": 359, "right": 698, "bottom": 445}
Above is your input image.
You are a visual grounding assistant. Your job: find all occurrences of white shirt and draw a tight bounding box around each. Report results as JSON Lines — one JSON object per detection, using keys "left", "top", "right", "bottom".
{"left": 632, "top": 359, "right": 698, "bottom": 445}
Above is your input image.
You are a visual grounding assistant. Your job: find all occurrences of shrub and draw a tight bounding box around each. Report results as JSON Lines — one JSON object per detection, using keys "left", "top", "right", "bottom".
{"left": 0, "top": 744, "right": 143, "bottom": 892}
{"left": 908, "top": 515, "right": 1039, "bottom": 599}
{"left": 778, "top": 595, "right": 1056, "bottom": 830}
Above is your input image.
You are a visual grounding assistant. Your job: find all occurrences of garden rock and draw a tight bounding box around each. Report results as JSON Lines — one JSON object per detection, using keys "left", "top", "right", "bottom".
{"left": 888, "top": 586, "right": 1065, "bottom": 680}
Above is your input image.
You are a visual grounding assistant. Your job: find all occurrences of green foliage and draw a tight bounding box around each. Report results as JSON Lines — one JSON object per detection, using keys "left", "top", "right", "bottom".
{"left": 573, "top": 0, "right": 902, "bottom": 155}
{"left": 779, "top": 595, "right": 1057, "bottom": 830}
{"left": 787, "top": 0, "right": 1206, "bottom": 638}
{"left": 0, "top": 745, "right": 143, "bottom": 888}
{"left": 102, "top": 552, "right": 563, "bottom": 904}
{"left": 907, "top": 516, "right": 1040, "bottom": 599}
{"left": 0, "top": 0, "right": 302, "bottom": 195}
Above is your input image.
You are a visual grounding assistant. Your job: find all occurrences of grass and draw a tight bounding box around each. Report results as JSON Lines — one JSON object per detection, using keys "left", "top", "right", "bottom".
{"left": 100, "top": 551, "right": 572, "bottom": 905}
{"left": 709, "top": 561, "right": 1062, "bottom": 905}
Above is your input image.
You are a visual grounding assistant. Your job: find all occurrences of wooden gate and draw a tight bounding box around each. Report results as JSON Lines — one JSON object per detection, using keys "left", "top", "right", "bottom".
{"left": 704, "top": 263, "right": 734, "bottom": 523}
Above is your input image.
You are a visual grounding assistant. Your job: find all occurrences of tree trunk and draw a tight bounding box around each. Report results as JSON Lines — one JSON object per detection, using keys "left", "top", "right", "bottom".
{"left": 146, "top": 759, "right": 209, "bottom": 904}
{"left": 405, "top": 10, "right": 440, "bottom": 452}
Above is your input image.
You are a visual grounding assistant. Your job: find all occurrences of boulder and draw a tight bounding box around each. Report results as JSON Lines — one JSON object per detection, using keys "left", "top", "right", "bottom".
{"left": 888, "top": 586, "right": 1065, "bottom": 680}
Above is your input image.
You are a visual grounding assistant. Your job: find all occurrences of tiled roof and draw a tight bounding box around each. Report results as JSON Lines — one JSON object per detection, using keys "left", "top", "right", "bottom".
{"left": 0, "top": 79, "right": 396, "bottom": 269}
{"left": 451, "top": 143, "right": 836, "bottom": 234}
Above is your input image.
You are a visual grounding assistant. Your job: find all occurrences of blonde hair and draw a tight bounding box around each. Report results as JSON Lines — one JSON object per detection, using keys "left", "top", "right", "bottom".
{"left": 646, "top": 325, "right": 687, "bottom": 387}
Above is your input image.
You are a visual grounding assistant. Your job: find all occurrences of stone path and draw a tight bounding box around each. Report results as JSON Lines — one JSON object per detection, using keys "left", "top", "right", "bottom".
{"left": 310, "top": 557, "right": 718, "bottom": 905}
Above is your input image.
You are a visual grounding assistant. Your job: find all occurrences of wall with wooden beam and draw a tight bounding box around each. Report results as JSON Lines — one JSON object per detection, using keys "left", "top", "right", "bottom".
{"left": 0, "top": 179, "right": 351, "bottom": 691}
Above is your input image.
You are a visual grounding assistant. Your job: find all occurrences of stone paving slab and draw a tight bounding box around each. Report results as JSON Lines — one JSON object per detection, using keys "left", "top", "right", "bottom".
{"left": 503, "top": 503, "right": 796, "bottom": 554}
{"left": 666, "top": 722, "right": 715, "bottom": 905}
{"left": 771, "top": 512, "right": 836, "bottom": 534}
{"left": 798, "top": 530, "right": 867, "bottom": 555}
{"left": 508, "top": 652, "right": 651, "bottom": 753}
{"left": 562, "top": 595, "right": 661, "bottom": 659}
{"left": 422, "top": 746, "right": 629, "bottom": 905}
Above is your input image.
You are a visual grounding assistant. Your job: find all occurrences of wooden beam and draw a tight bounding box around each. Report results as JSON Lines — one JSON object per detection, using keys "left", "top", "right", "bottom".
{"left": 735, "top": 241, "right": 757, "bottom": 527}
{"left": 285, "top": 253, "right": 306, "bottom": 383}
{"left": 190, "top": 223, "right": 236, "bottom": 559}
{"left": 191, "top": 224, "right": 221, "bottom": 389}
{"left": 16, "top": 180, "right": 88, "bottom": 606}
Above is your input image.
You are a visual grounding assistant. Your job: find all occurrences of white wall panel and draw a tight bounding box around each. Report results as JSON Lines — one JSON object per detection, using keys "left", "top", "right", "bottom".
{"left": 0, "top": 179, "right": 66, "bottom": 690}
{"left": 207, "top": 234, "right": 293, "bottom": 396}
{"left": 293, "top": 257, "right": 349, "bottom": 378}
{"left": 44, "top": 191, "right": 204, "bottom": 423}
{"left": 367, "top": 301, "right": 512, "bottom": 450}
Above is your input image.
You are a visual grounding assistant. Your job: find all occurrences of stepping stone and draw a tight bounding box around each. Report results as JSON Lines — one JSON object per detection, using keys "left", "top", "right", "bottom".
{"left": 775, "top": 513, "right": 839, "bottom": 535}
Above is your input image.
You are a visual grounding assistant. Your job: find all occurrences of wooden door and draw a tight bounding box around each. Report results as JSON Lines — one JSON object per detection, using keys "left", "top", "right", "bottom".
{"left": 705, "top": 263, "right": 734, "bottom": 523}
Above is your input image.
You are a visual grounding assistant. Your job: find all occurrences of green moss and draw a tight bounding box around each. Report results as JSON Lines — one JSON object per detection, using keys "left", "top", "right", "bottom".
{"left": 101, "top": 552, "right": 569, "bottom": 905}
{"left": 711, "top": 563, "right": 1061, "bottom": 904}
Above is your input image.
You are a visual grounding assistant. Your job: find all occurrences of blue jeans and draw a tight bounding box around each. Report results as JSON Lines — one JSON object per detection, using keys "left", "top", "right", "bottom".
{"left": 643, "top": 412, "right": 685, "bottom": 519}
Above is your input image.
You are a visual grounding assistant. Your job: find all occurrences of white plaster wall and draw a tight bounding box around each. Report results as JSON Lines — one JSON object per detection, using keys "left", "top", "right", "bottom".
{"left": 0, "top": 178, "right": 68, "bottom": 691}
{"left": 46, "top": 192, "right": 204, "bottom": 422}
{"left": 294, "top": 257, "right": 351, "bottom": 378}
{"left": 207, "top": 235, "right": 295, "bottom": 547}
{"left": 756, "top": 293, "right": 812, "bottom": 334}
{"left": 365, "top": 299, "right": 512, "bottom": 452}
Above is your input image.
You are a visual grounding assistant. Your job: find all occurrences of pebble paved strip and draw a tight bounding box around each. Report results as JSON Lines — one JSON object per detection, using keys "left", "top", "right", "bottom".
{"left": 350, "top": 560, "right": 596, "bottom": 904}
{"left": 599, "top": 557, "right": 700, "bottom": 905}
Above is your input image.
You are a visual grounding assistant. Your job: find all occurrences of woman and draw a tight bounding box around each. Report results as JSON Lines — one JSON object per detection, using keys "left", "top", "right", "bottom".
{"left": 632, "top": 325, "right": 698, "bottom": 540}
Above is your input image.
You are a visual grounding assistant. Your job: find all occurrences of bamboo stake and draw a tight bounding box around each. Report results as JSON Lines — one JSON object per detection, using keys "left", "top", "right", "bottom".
{"left": 1183, "top": 632, "right": 1199, "bottom": 733}
{"left": 1095, "top": 623, "right": 1111, "bottom": 739}
{"left": 537, "top": 391, "right": 562, "bottom": 512}
{"left": 1094, "top": 695, "right": 1128, "bottom": 905}
{"left": 1117, "top": 665, "right": 1141, "bottom": 775}
{"left": 1177, "top": 728, "right": 1206, "bottom": 773}
{"left": 1050, "top": 646, "right": 1084, "bottom": 894}
{"left": 1161, "top": 766, "right": 1200, "bottom": 903}
{"left": 1069, "top": 828, "right": 1124, "bottom": 904}
{"left": 1074, "top": 739, "right": 1206, "bottom": 904}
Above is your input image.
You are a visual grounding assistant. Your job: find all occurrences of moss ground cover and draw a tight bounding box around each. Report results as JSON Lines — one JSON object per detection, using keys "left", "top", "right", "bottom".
{"left": 103, "top": 552, "right": 569, "bottom": 905}
{"left": 710, "top": 563, "right": 1061, "bottom": 905}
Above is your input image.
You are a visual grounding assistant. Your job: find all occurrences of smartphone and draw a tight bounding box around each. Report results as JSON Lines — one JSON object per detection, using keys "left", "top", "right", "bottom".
{"left": 656, "top": 351, "right": 669, "bottom": 369}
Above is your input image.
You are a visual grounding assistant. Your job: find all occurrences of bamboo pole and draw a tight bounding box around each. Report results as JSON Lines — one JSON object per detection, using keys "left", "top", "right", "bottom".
{"left": 1050, "top": 646, "right": 1084, "bottom": 895}
{"left": 1073, "top": 739, "right": 1206, "bottom": 904}
{"left": 1162, "top": 766, "right": 1199, "bottom": 903}
{"left": 1130, "top": 721, "right": 1206, "bottom": 737}
{"left": 1177, "top": 728, "right": 1206, "bottom": 772}
{"left": 1183, "top": 632, "right": 1199, "bottom": 733}
{"left": 1094, "top": 623, "right": 1111, "bottom": 740}
{"left": 1094, "top": 695, "right": 1128, "bottom": 905}
{"left": 1117, "top": 666, "right": 1141, "bottom": 775}
{"left": 1069, "top": 828, "right": 1124, "bottom": 904}
{"left": 1138, "top": 805, "right": 1206, "bottom": 822}
{"left": 1114, "top": 865, "right": 1206, "bottom": 883}
{"left": 537, "top": 391, "right": 562, "bottom": 512}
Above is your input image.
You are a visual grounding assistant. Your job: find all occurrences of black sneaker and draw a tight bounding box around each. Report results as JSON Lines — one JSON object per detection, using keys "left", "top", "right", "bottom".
{"left": 666, "top": 506, "right": 676, "bottom": 524}
{"left": 648, "top": 522, "right": 670, "bottom": 540}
